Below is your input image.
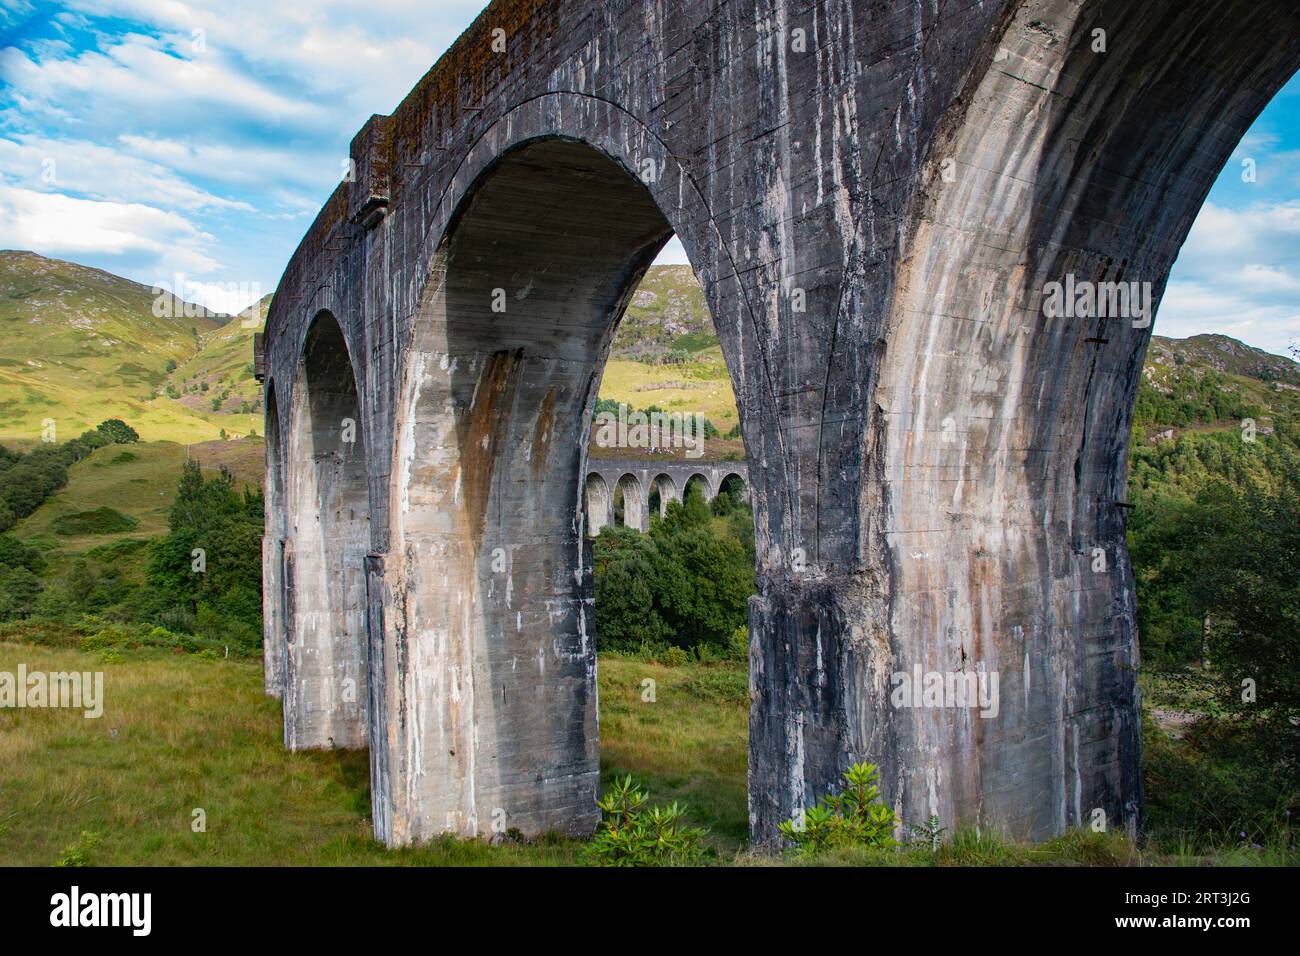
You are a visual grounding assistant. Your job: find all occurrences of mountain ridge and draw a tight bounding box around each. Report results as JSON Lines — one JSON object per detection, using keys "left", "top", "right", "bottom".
{"left": 2, "top": 250, "right": 1296, "bottom": 447}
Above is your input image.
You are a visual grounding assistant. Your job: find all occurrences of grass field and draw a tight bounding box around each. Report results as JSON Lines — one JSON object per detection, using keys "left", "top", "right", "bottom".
{"left": 598, "top": 352, "right": 739, "bottom": 434}
{"left": 1, "top": 634, "right": 1290, "bottom": 867}
{"left": 0, "top": 641, "right": 748, "bottom": 866}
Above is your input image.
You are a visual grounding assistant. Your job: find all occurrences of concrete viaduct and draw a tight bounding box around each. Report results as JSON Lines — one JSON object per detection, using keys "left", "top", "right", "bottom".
{"left": 584, "top": 459, "right": 748, "bottom": 533}
{"left": 256, "top": 0, "right": 1300, "bottom": 847}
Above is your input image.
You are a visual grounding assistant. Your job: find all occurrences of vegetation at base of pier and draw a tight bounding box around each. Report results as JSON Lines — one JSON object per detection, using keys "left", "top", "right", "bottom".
{"left": 777, "top": 763, "right": 899, "bottom": 856}
{"left": 585, "top": 775, "right": 710, "bottom": 866}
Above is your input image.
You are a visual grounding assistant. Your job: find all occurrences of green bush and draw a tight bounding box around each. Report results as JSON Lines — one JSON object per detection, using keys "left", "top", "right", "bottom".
{"left": 778, "top": 762, "right": 899, "bottom": 855}
{"left": 586, "top": 775, "right": 708, "bottom": 867}
{"left": 96, "top": 419, "right": 139, "bottom": 444}
{"left": 662, "top": 646, "right": 689, "bottom": 667}
{"left": 51, "top": 507, "right": 139, "bottom": 536}
{"left": 0, "top": 566, "right": 43, "bottom": 620}
{"left": 593, "top": 483, "right": 753, "bottom": 655}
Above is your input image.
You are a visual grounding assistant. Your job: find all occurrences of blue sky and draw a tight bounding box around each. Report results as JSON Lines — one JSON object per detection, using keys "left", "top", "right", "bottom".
{"left": 0, "top": 1, "right": 1296, "bottom": 357}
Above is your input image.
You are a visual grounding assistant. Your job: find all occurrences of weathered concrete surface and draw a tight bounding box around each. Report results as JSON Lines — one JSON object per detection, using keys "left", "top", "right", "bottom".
{"left": 584, "top": 460, "right": 748, "bottom": 533}
{"left": 260, "top": 0, "right": 1300, "bottom": 846}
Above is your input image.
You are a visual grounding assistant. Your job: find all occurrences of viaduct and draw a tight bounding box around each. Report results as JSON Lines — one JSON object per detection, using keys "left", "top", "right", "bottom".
{"left": 584, "top": 458, "right": 748, "bottom": 533}
{"left": 256, "top": 0, "right": 1300, "bottom": 847}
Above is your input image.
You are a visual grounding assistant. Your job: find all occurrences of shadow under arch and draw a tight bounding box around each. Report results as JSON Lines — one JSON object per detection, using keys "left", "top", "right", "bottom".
{"left": 718, "top": 472, "right": 748, "bottom": 505}
{"left": 385, "top": 135, "right": 753, "bottom": 843}
{"left": 283, "top": 309, "right": 371, "bottom": 752}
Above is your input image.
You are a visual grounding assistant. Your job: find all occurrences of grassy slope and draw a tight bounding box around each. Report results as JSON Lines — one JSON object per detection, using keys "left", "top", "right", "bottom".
{"left": 0, "top": 252, "right": 260, "bottom": 445}
{"left": 1142, "top": 333, "right": 1300, "bottom": 432}
{"left": 13, "top": 437, "right": 264, "bottom": 582}
{"left": 164, "top": 295, "right": 271, "bottom": 440}
{"left": 6, "top": 253, "right": 1297, "bottom": 454}
{"left": 0, "top": 646, "right": 742, "bottom": 865}
{"left": 601, "top": 266, "right": 741, "bottom": 434}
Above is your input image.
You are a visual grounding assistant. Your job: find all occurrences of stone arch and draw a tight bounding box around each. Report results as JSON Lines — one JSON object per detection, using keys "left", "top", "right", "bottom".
{"left": 393, "top": 93, "right": 773, "bottom": 545}
{"left": 262, "top": 380, "right": 287, "bottom": 698}
{"left": 614, "top": 473, "right": 646, "bottom": 531}
{"left": 584, "top": 472, "right": 611, "bottom": 537}
{"left": 648, "top": 473, "right": 679, "bottom": 520}
{"left": 283, "top": 309, "right": 371, "bottom": 751}
{"left": 380, "top": 133, "right": 755, "bottom": 845}
{"left": 717, "top": 472, "right": 748, "bottom": 505}
{"left": 683, "top": 472, "right": 712, "bottom": 505}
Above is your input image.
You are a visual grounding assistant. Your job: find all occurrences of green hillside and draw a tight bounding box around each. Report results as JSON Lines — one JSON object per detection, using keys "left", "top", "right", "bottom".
{"left": 7, "top": 437, "right": 264, "bottom": 593}
{"left": 601, "top": 265, "right": 740, "bottom": 439}
{"left": 0, "top": 252, "right": 263, "bottom": 445}
{"left": 165, "top": 295, "right": 271, "bottom": 430}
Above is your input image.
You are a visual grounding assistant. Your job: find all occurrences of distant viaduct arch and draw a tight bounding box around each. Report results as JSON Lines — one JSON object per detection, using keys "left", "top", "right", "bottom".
{"left": 257, "top": 0, "right": 1300, "bottom": 847}
{"left": 584, "top": 460, "right": 748, "bottom": 533}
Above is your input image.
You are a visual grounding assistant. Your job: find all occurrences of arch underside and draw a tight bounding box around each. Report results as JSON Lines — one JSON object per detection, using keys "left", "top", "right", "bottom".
{"left": 262, "top": 383, "right": 286, "bottom": 699}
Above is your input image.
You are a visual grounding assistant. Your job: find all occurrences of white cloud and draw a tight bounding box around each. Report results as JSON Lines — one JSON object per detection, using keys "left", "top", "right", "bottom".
{"left": 116, "top": 133, "right": 331, "bottom": 210}
{"left": 0, "top": 183, "right": 220, "bottom": 274}
{"left": 0, "top": 133, "right": 251, "bottom": 211}
{"left": 1162, "top": 201, "right": 1300, "bottom": 355}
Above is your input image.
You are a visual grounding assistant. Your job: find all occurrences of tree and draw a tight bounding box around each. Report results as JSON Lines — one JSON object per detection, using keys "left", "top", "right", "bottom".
{"left": 0, "top": 566, "right": 42, "bottom": 620}
{"left": 144, "top": 461, "right": 264, "bottom": 648}
{"left": 96, "top": 419, "right": 139, "bottom": 444}
{"left": 592, "top": 482, "right": 754, "bottom": 654}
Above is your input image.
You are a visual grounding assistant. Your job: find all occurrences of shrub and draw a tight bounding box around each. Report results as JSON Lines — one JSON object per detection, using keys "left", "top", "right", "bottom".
{"left": 0, "top": 566, "right": 43, "bottom": 620}
{"left": 586, "top": 775, "right": 708, "bottom": 866}
{"left": 726, "top": 625, "right": 748, "bottom": 661}
{"left": 96, "top": 419, "right": 139, "bottom": 444}
{"left": 51, "top": 507, "right": 139, "bottom": 536}
{"left": 54, "top": 831, "right": 102, "bottom": 868}
{"left": 155, "top": 607, "right": 197, "bottom": 634}
{"left": 81, "top": 623, "right": 135, "bottom": 651}
{"left": 778, "top": 762, "right": 899, "bottom": 855}
{"left": 662, "top": 646, "right": 689, "bottom": 667}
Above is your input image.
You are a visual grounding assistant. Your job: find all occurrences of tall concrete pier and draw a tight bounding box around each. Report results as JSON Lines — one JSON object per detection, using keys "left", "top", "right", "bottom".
{"left": 258, "top": 0, "right": 1300, "bottom": 846}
